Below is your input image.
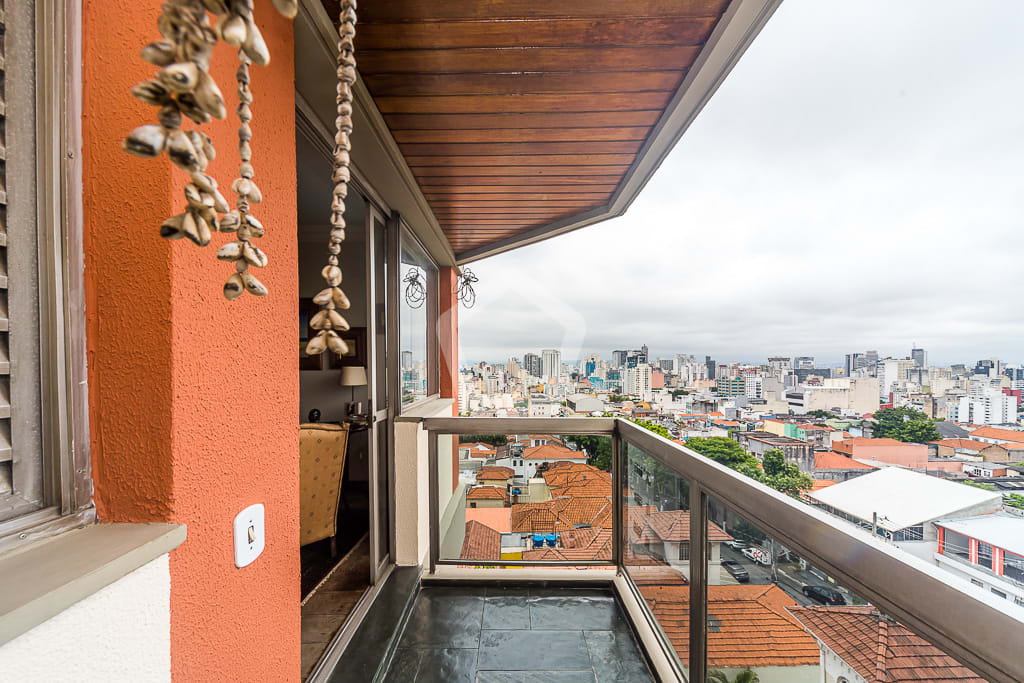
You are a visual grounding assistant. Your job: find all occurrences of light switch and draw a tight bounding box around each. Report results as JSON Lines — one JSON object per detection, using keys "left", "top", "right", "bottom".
{"left": 233, "top": 503, "right": 265, "bottom": 568}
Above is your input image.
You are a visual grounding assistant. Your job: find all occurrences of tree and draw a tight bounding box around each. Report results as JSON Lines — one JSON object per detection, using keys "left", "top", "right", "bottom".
{"left": 872, "top": 407, "right": 940, "bottom": 443}
{"left": 685, "top": 437, "right": 756, "bottom": 469}
{"left": 708, "top": 669, "right": 759, "bottom": 683}
{"left": 807, "top": 409, "right": 832, "bottom": 420}
{"left": 460, "top": 434, "right": 506, "bottom": 448}
{"left": 571, "top": 434, "right": 612, "bottom": 472}
{"left": 761, "top": 449, "right": 786, "bottom": 477}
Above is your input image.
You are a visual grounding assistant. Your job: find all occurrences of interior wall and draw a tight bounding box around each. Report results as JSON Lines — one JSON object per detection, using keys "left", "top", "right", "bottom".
{"left": 83, "top": 2, "right": 300, "bottom": 681}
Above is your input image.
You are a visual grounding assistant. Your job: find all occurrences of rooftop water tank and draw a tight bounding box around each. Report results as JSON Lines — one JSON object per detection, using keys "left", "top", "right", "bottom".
{"left": 532, "top": 534, "right": 544, "bottom": 548}
{"left": 545, "top": 534, "right": 557, "bottom": 547}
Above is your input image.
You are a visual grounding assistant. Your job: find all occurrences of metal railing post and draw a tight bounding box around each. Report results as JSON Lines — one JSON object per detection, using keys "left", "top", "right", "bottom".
{"left": 612, "top": 427, "right": 623, "bottom": 569}
{"left": 688, "top": 482, "right": 707, "bottom": 683}
{"left": 427, "top": 429, "right": 439, "bottom": 575}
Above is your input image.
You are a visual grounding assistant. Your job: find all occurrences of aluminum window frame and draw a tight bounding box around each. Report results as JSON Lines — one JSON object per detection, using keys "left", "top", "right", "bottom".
{"left": 0, "top": 0, "right": 93, "bottom": 551}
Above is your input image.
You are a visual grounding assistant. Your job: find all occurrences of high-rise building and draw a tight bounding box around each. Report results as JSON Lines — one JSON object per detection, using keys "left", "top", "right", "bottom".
{"left": 911, "top": 347, "right": 927, "bottom": 368}
{"left": 794, "top": 356, "right": 815, "bottom": 370}
{"left": 767, "top": 357, "right": 792, "bottom": 377}
{"left": 541, "top": 349, "right": 561, "bottom": 381}
{"left": 612, "top": 350, "right": 628, "bottom": 368}
{"left": 716, "top": 376, "right": 745, "bottom": 397}
{"left": 622, "top": 363, "right": 652, "bottom": 396}
{"left": 508, "top": 357, "right": 521, "bottom": 377}
{"left": 523, "top": 352, "right": 542, "bottom": 378}
{"left": 845, "top": 353, "right": 864, "bottom": 377}
{"left": 705, "top": 356, "right": 716, "bottom": 380}
{"left": 951, "top": 389, "right": 1018, "bottom": 425}
{"left": 401, "top": 350, "right": 413, "bottom": 370}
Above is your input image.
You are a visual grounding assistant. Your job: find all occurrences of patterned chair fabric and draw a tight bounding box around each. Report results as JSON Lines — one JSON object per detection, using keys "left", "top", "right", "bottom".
{"left": 299, "top": 423, "right": 350, "bottom": 547}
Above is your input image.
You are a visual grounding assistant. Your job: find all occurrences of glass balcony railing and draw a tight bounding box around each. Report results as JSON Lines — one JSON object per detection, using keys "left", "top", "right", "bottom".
{"left": 423, "top": 417, "right": 1024, "bottom": 683}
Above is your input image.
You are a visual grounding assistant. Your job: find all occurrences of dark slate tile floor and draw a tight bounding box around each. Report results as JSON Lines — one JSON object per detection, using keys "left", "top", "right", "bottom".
{"left": 384, "top": 585, "right": 654, "bottom": 683}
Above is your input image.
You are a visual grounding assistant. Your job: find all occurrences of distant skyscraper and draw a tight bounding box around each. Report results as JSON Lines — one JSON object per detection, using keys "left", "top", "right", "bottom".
{"left": 845, "top": 353, "right": 863, "bottom": 376}
{"left": 401, "top": 350, "right": 413, "bottom": 370}
{"left": 794, "top": 356, "right": 814, "bottom": 370}
{"left": 541, "top": 349, "right": 561, "bottom": 381}
{"left": 705, "top": 356, "right": 716, "bottom": 380}
{"left": 523, "top": 352, "right": 542, "bottom": 378}
{"left": 612, "top": 350, "right": 628, "bottom": 368}
{"left": 911, "top": 347, "right": 927, "bottom": 368}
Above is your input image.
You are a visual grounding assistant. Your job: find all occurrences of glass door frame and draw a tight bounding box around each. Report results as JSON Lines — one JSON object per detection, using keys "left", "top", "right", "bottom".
{"left": 366, "top": 202, "right": 395, "bottom": 583}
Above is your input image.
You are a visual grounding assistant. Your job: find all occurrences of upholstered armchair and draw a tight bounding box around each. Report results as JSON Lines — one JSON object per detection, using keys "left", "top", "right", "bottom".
{"left": 299, "top": 423, "right": 350, "bottom": 553}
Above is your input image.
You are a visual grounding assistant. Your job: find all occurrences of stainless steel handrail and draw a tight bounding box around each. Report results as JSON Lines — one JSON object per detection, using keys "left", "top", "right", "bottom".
{"left": 423, "top": 416, "right": 1024, "bottom": 683}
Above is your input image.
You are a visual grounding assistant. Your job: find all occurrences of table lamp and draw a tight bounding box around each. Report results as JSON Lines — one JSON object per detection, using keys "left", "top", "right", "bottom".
{"left": 339, "top": 366, "right": 367, "bottom": 416}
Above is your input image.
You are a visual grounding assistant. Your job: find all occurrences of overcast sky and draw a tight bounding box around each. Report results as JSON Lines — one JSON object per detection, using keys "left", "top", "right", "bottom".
{"left": 459, "top": 1, "right": 1024, "bottom": 367}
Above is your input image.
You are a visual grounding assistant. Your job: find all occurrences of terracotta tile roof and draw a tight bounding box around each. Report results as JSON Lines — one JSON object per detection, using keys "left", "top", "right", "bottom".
{"left": 815, "top": 452, "right": 875, "bottom": 470}
{"left": 624, "top": 564, "right": 690, "bottom": 586}
{"left": 542, "top": 463, "right": 611, "bottom": 494}
{"left": 476, "top": 466, "right": 514, "bottom": 480}
{"left": 969, "top": 426, "right": 1024, "bottom": 443}
{"left": 523, "top": 443, "right": 587, "bottom": 460}
{"left": 640, "top": 584, "right": 820, "bottom": 669}
{"left": 930, "top": 438, "right": 983, "bottom": 450}
{"left": 510, "top": 496, "right": 611, "bottom": 533}
{"left": 811, "top": 479, "right": 837, "bottom": 491}
{"left": 459, "top": 520, "right": 500, "bottom": 561}
{"left": 466, "top": 485, "right": 509, "bottom": 503}
{"left": 632, "top": 509, "right": 732, "bottom": 544}
{"left": 522, "top": 527, "right": 613, "bottom": 561}
{"left": 459, "top": 442, "right": 497, "bottom": 454}
{"left": 789, "top": 606, "right": 985, "bottom": 682}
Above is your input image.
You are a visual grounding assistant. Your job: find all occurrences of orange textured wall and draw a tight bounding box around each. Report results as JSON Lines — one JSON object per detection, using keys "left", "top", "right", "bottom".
{"left": 83, "top": 2, "right": 299, "bottom": 680}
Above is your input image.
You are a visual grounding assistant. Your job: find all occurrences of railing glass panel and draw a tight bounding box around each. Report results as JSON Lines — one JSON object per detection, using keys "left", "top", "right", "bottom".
{"left": 704, "top": 494, "right": 988, "bottom": 683}
{"left": 434, "top": 429, "right": 615, "bottom": 566}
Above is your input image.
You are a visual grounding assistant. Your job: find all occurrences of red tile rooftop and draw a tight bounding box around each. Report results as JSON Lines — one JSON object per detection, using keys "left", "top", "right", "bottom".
{"left": 641, "top": 584, "right": 820, "bottom": 669}
{"left": 460, "top": 520, "right": 501, "bottom": 561}
{"left": 814, "top": 452, "right": 875, "bottom": 470}
{"left": 523, "top": 443, "right": 587, "bottom": 460}
{"left": 969, "top": 426, "right": 1024, "bottom": 443}
{"left": 789, "top": 605, "right": 985, "bottom": 682}
{"left": 476, "top": 466, "right": 514, "bottom": 480}
{"left": 930, "top": 438, "right": 984, "bottom": 450}
{"left": 466, "top": 485, "right": 509, "bottom": 502}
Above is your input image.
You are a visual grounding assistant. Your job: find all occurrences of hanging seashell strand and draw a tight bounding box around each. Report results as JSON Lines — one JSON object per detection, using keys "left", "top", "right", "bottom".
{"left": 122, "top": 0, "right": 298, "bottom": 292}
{"left": 305, "top": 0, "right": 357, "bottom": 359}
{"left": 219, "top": 53, "right": 269, "bottom": 299}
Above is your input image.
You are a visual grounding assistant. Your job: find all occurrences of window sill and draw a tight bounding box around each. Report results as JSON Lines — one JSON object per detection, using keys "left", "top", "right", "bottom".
{"left": 0, "top": 522, "right": 186, "bottom": 646}
{"left": 396, "top": 396, "right": 453, "bottom": 420}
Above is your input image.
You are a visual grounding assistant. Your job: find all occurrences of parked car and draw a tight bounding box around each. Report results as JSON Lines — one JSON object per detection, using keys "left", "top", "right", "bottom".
{"left": 720, "top": 559, "right": 749, "bottom": 582}
{"left": 725, "top": 540, "right": 749, "bottom": 550}
{"left": 741, "top": 546, "right": 772, "bottom": 566}
{"left": 802, "top": 585, "right": 847, "bottom": 605}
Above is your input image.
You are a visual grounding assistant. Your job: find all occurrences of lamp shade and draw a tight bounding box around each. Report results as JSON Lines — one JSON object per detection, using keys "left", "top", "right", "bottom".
{"left": 339, "top": 366, "right": 367, "bottom": 387}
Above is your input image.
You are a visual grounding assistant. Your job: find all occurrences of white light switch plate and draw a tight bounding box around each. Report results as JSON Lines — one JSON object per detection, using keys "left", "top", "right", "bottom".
{"left": 233, "top": 503, "right": 265, "bottom": 568}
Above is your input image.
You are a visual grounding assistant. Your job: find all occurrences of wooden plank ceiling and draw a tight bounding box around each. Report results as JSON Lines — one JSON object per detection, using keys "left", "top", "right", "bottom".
{"left": 324, "top": 0, "right": 730, "bottom": 257}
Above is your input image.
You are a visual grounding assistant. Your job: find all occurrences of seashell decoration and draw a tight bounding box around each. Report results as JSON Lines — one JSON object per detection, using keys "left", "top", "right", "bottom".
{"left": 122, "top": 0, "right": 298, "bottom": 292}
{"left": 305, "top": 0, "right": 357, "bottom": 359}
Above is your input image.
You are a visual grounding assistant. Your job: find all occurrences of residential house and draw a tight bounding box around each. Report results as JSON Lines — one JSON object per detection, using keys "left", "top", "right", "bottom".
{"left": 498, "top": 443, "right": 589, "bottom": 480}
{"left": 813, "top": 452, "right": 876, "bottom": 482}
{"left": 832, "top": 438, "right": 928, "bottom": 470}
{"left": 931, "top": 438, "right": 985, "bottom": 459}
{"left": 978, "top": 442, "right": 1024, "bottom": 463}
{"left": 628, "top": 508, "right": 731, "bottom": 582}
{"left": 967, "top": 426, "right": 1024, "bottom": 446}
{"left": 465, "top": 486, "right": 509, "bottom": 509}
{"left": 790, "top": 606, "right": 985, "bottom": 683}
{"left": 734, "top": 431, "right": 816, "bottom": 474}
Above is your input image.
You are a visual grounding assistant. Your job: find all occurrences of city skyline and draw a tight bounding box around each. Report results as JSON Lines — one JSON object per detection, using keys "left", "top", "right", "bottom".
{"left": 459, "top": 1, "right": 1024, "bottom": 365}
